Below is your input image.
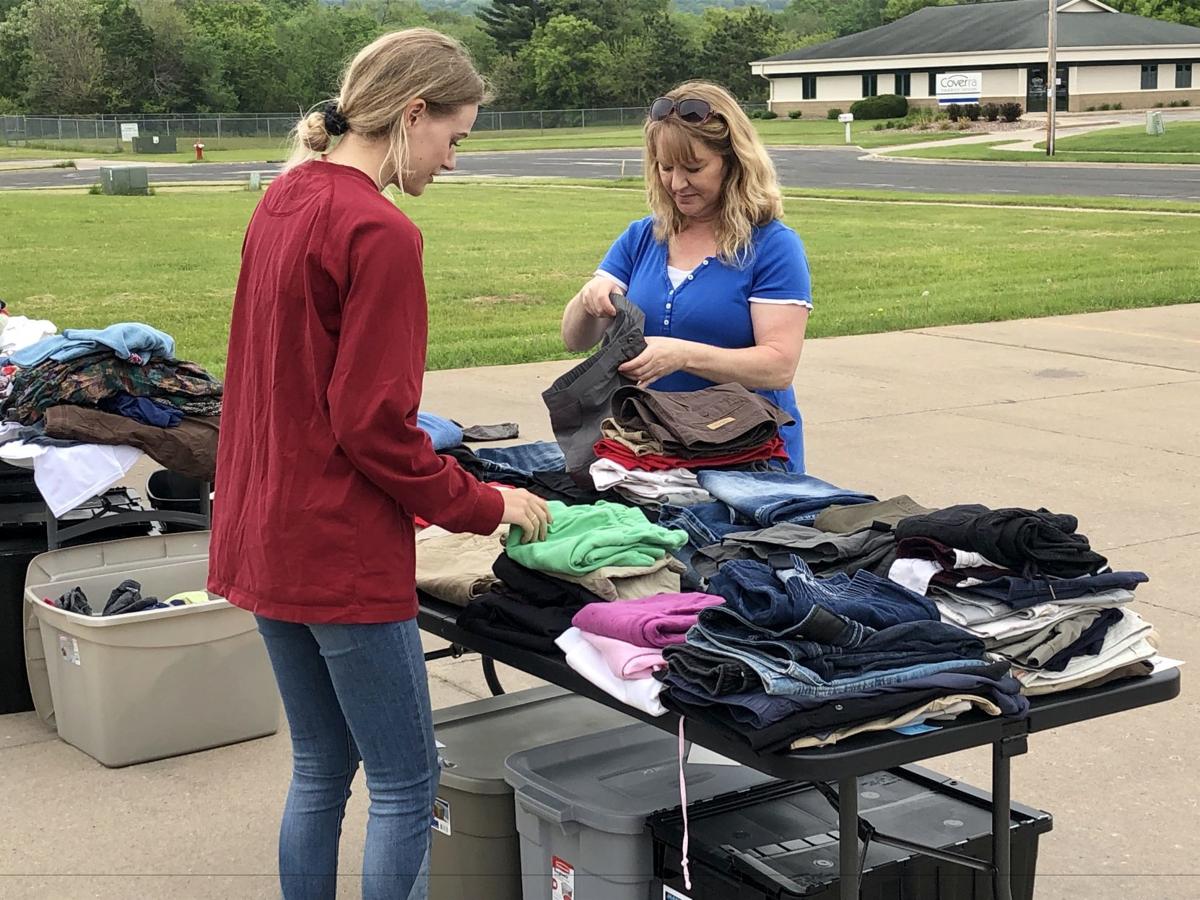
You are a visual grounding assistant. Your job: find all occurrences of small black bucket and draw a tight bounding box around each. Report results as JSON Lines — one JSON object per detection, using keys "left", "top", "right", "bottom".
{"left": 147, "top": 470, "right": 210, "bottom": 533}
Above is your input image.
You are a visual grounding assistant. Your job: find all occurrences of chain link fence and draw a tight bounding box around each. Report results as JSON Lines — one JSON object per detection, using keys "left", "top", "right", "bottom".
{"left": 1, "top": 104, "right": 769, "bottom": 152}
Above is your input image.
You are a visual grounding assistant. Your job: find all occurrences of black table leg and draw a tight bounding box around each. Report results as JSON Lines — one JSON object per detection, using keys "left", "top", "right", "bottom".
{"left": 991, "top": 729, "right": 1029, "bottom": 900}
{"left": 482, "top": 656, "right": 505, "bottom": 696}
{"left": 839, "top": 775, "right": 859, "bottom": 900}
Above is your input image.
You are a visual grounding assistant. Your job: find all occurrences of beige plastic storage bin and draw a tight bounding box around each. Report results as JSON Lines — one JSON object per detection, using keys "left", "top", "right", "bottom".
{"left": 23, "top": 532, "right": 279, "bottom": 767}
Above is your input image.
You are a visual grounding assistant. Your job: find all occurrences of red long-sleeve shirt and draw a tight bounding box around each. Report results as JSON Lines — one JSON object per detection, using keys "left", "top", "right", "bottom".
{"left": 208, "top": 161, "right": 504, "bottom": 623}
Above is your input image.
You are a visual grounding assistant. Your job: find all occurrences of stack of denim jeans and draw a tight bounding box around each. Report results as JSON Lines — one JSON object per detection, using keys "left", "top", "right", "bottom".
{"left": 658, "top": 473, "right": 882, "bottom": 590}
{"left": 658, "top": 557, "right": 1029, "bottom": 751}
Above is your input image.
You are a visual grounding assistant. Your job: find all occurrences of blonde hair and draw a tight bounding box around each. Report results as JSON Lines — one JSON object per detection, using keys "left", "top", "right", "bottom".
{"left": 286, "top": 28, "right": 488, "bottom": 188}
{"left": 643, "top": 81, "right": 784, "bottom": 265}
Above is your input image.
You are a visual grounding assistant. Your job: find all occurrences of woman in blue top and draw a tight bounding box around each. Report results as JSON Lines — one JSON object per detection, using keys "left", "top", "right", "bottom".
{"left": 561, "top": 81, "right": 813, "bottom": 472}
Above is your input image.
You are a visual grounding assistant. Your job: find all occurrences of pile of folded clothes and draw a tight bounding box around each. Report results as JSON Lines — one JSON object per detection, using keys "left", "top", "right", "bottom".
{"left": 657, "top": 482, "right": 901, "bottom": 591}
{"left": 0, "top": 321, "right": 223, "bottom": 516}
{"left": 557, "top": 592, "right": 725, "bottom": 715}
{"left": 439, "top": 461, "right": 1163, "bottom": 747}
{"left": 589, "top": 384, "right": 794, "bottom": 508}
{"left": 656, "top": 556, "right": 1028, "bottom": 751}
{"left": 889, "top": 504, "right": 1157, "bottom": 695}
{"left": 454, "top": 501, "right": 689, "bottom": 651}
{"left": 2, "top": 323, "right": 222, "bottom": 425}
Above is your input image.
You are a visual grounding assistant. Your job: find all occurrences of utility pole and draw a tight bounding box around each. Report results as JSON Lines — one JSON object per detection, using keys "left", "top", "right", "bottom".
{"left": 1046, "top": 0, "right": 1058, "bottom": 156}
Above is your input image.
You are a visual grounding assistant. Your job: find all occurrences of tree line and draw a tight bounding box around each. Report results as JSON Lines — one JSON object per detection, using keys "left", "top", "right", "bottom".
{"left": 0, "top": 0, "right": 1193, "bottom": 115}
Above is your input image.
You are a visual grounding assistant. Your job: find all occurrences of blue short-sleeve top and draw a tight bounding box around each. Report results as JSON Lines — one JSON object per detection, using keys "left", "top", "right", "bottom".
{"left": 596, "top": 215, "right": 812, "bottom": 472}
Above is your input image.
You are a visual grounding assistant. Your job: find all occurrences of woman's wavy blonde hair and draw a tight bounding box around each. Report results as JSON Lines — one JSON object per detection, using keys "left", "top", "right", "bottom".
{"left": 643, "top": 81, "right": 784, "bottom": 266}
{"left": 285, "top": 28, "right": 488, "bottom": 188}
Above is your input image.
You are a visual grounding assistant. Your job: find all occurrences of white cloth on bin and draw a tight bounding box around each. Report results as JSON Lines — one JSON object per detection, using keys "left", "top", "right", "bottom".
{"left": 35, "top": 443, "right": 143, "bottom": 517}
{"left": 555, "top": 627, "right": 667, "bottom": 716}
{"left": 0, "top": 429, "right": 144, "bottom": 516}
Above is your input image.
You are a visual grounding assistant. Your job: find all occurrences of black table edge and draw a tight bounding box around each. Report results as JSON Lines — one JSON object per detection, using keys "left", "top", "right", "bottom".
{"left": 416, "top": 593, "right": 1181, "bottom": 783}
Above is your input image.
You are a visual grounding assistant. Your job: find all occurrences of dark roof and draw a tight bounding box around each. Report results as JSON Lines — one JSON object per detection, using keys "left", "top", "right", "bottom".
{"left": 758, "top": 0, "right": 1200, "bottom": 64}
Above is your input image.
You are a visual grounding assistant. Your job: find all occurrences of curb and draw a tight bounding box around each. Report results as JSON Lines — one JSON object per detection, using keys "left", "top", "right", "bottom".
{"left": 863, "top": 152, "right": 1200, "bottom": 171}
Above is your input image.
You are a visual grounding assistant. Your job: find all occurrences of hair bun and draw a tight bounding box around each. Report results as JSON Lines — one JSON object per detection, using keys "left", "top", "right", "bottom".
{"left": 323, "top": 104, "right": 349, "bottom": 137}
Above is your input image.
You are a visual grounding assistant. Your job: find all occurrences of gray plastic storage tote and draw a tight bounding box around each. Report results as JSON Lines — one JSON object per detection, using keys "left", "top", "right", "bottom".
{"left": 504, "top": 721, "right": 776, "bottom": 900}
{"left": 23, "top": 532, "right": 279, "bottom": 767}
{"left": 431, "top": 685, "right": 634, "bottom": 900}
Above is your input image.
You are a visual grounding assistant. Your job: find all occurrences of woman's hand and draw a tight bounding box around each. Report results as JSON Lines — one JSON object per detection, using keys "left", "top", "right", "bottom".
{"left": 571, "top": 275, "right": 619, "bottom": 319}
{"left": 499, "top": 489, "right": 552, "bottom": 543}
{"left": 618, "top": 337, "right": 694, "bottom": 387}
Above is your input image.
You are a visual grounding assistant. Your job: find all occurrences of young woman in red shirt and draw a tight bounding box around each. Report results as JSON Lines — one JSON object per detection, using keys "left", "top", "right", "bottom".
{"left": 209, "top": 28, "right": 551, "bottom": 900}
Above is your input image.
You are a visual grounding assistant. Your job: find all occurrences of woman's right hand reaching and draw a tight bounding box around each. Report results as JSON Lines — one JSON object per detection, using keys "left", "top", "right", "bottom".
{"left": 500, "top": 489, "right": 553, "bottom": 543}
{"left": 571, "top": 275, "right": 619, "bottom": 319}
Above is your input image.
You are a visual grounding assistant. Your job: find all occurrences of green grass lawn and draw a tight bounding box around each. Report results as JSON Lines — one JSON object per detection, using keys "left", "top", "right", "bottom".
{"left": 1, "top": 119, "right": 972, "bottom": 164}
{"left": 888, "top": 140, "right": 1200, "bottom": 165}
{"left": 1049, "top": 120, "right": 1200, "bottom": 153}
{"left": 2, "top": 184, "right": 1196, "bottom": 377}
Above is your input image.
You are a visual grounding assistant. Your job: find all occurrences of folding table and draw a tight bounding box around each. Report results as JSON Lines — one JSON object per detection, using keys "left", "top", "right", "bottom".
{"left": 418, "top": 592, "right": 1180, "bottom": 900}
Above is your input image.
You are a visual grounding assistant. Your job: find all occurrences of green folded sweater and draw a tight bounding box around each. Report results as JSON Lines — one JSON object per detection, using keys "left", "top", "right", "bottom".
{"left": 506, "top": 500, "right": 688, "bottom": 577}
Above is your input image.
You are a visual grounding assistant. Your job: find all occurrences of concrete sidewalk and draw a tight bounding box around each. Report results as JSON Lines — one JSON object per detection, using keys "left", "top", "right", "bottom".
{"left": 2, "top": 305, "right": 1197, "bottom": 898}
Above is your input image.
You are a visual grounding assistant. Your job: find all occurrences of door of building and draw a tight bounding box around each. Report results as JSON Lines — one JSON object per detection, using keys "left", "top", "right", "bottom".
{"left": 1027, "top": 66, "right": 1069, "bottom": 113}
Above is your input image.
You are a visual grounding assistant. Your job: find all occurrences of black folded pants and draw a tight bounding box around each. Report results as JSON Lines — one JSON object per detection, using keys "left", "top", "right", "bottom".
{"left": 542, "top": 293, "right": 646, "bottom": 473}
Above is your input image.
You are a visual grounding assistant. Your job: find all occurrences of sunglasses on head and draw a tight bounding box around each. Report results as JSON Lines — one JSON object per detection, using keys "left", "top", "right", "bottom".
{"left": 649, "top": 97, "right": 715, "bottom": 124}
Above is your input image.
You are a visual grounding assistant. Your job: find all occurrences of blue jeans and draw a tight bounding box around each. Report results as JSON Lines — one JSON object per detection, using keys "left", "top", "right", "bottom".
{"left": 707, "top": 557, "right": 940, "bottom": 637}
{"left": 696, "top": 470, "right": 877, "bottom": 526}
{"left": 474, "top": 441, "right": 565, "bottom": 476}
{"left": 256, "top": 616, "right": 439, "bottom": 900}
{"left": 685, "top": 627, "right": 993, "bottom": 698}
{"left": 416, "top": 412, "right": 463, "bottom": 451}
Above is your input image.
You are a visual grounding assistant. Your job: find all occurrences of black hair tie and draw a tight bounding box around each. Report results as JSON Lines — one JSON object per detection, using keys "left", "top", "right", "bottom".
{"left": 323, "top": 104, "right": 349, "bottom": 137}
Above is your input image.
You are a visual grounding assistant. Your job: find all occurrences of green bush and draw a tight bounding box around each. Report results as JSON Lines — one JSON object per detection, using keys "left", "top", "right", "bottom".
{"left": 1155, "top": 102, "right": 1165, "bottom": 108}
{"left": 849, "top": 93, "right": 908, "bottom": 120}
{"left": 1098, "top": 103, "right": 1110, "bottom": 110}
{"left": 761, "top": 110, "right": 778, "bottom": 119}
{"left": 827, "top": 108, "right": 844, "bottom": 120}
{"left": 965, "top": 104, "right": 982, "bottom": 122}
{"left": 788, "top": 109, "right": 803, "bottom": 119}
{"left": 1185, "top": 100, "right": 1193, "bottom": 107}
{"left": 946, "top": 103, "right": 963, "bottom": 121}
{"left": 1085, "top": 105, "right": 1096, "bottom": 112}
{"left": 747, "top": 109, "right": 763, "bottom": 119}
{"left": 1113, "top": 102, "right": 1123, "bottom": 110}
{"left": 982, "top": 103, "right": 1001, "bottom": 121}
{"left": 1000, "top": 102, "right": 1023, "bottom": 122}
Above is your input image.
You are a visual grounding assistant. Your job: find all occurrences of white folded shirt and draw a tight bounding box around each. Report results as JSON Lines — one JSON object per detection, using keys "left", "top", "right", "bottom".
{"left": 555, "top": 627, "right": 667, "bottom": 716}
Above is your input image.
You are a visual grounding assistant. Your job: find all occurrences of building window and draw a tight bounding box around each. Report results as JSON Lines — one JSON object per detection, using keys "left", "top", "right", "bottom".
{"left": 862, "top": 73, "right": 878, "bottom": 97}
{"left": 1178, "top": 63, "right": 1193, "bottom": 90}
{"left": 1141, "top": 64, "right": 1158, "bottom": 90}
{"left": 802, "top": 75, "right": 817, "bottom": 100}
{"left": 894, "top": 71, "right": 911, "bottom": 96}
{"left": 929, "top": 72, "right": 937, "bottom": 96}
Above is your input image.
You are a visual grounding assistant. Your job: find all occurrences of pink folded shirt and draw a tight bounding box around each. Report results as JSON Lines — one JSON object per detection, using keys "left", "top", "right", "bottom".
{"left": 571, "top": 592, "right": 726, "bottom": 648}
{"left": 578, "top": 631, "right": 666, "bottom": 679}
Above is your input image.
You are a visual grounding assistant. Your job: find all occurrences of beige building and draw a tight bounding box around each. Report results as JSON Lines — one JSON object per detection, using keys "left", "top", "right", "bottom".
{"left": 751, "top": 0, "right": 1200, "bottom": 115}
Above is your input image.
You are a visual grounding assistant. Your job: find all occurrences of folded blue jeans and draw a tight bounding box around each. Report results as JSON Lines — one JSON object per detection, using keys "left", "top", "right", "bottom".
{"left": 664, "top": 661, "right": 1021, "bottom": 729}
{"left": 706, "top": 556, "right": 939, "bottom": 638}
{"left": 416, "top": 411, "right": 463, "bottom": 451}
{"left": 474, "top": 441, "right": 566, "bottom": 476}
{"left": 690, "top": 617, "right": 983, "bottom": 684}
{"left": 697, "top": 470, "right": 877, "bottom": 526}
{"left": 684, "top": 627, "right": 995, "bottom": 698}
